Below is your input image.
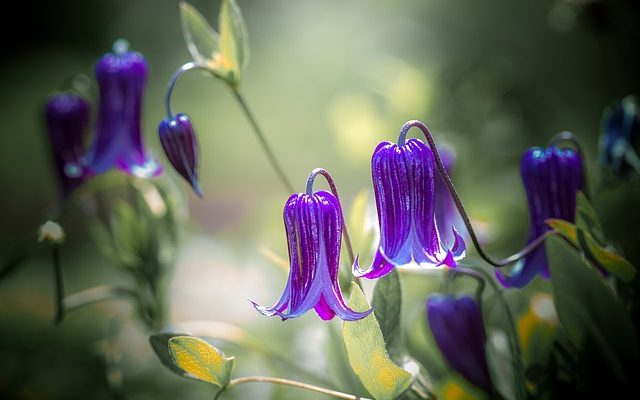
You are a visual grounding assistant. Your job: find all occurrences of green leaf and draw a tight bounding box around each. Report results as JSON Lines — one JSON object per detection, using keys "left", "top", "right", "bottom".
{"left": 218, "top": 0, "right": 249, "bottom": 87}
{"left": 547, "top": 236, "right": 638, "bottom": 379}
{"left": 343, "top": 283, "right": 412, "bottom": 400}
{"left": 180, "top": 1, "right": 220, "bottom": 64}
{"left": 325, "top": 323, "right": 371, "bottom": 397}
{"left": 546, "top": 219, "right": 636, "bottom": 282}
{"left": 168, "top": 336, "right": 235, "bottom": 387}
{"left": 433, "top": 374, "right": 488, "bottom": 400}
{"left": 149, "top": 333, "right": 195, "bottom": 379}
{"left": 372, "top": 268, "right": 404, "bottom": 364}
{"left": 575, "top": 192, "right": 606, "bottom": 245}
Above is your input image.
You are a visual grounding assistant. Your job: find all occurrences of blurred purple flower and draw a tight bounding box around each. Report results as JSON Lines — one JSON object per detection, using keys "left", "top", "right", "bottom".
{"left": 158, "top": 113, "right": 201, "bottom": 197}
{"left": 497, "top": 146, "right": 584, "bottom": 288}
{"left": 435, "top": 144, "right": 466, "bottom": 246}
{"left": 427, "top": 295, "right": 492, "bottom": 392}
{"left": 599, "top": 95, "right": 639, "bottom": 179}
{"left": 354, "top": 138, "right": 466, "bottom": 279}
{"left": 85, "top": 42, "right": 161, "bottom": 178}
{"left": 252, "top": 190, "right": 372, "bottom": 321}
{"left": 44, "top": 92, "right": 91, "bottom": 197}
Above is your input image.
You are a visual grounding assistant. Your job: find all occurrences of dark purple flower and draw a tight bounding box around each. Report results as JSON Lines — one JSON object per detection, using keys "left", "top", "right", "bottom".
{"left": 354, "top": 138, "right": 466, "bottom": 279}
{"left": 497, "top": 145, "right": 584, "bottom": 288}
{"left": 435, "top": 144, "right": 465, "bottom": 246}
{"left": 427, "top": 295, "right": 492, "bottom": 392}
{"left": 85, "top": 42, "right": 162, "bottom": 178}
{"left": 251, "top": 190, "right": 372, "bottom": 321}
{"left": 599, "top": 95, "right": 639, "bottom": 179}
{"left": 44, "top": 92, "right": 91, "bottom": 197}
{"left": 158, "top": 113, "right": 201, "bottom": 197}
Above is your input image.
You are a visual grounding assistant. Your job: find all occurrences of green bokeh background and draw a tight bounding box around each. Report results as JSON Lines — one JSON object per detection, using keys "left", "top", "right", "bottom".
{"left": 1, "top": 0, "right": 639, "bottom": 399}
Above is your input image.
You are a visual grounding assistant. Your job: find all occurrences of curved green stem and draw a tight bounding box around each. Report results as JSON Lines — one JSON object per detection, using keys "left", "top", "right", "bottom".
{"left": 230, "top": 88, "right": 295, "bottom": 193}
{"left": 63, "top": 285, "right": 138, "bottom": 313}
{"left": 214, "top": 376, "right": 368, "bottom": 400}
{"left": 52, "top": 244, "right": 65, "bottom": 324}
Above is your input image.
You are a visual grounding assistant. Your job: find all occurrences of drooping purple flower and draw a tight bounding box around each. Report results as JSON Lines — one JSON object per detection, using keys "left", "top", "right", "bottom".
{"left": 435, "top": 144, "right": 465, "bottom": 246}
{"left": 427, "top": 295, "right": 492, "bottom": 393}
{"left": 497, "top": 145, "right": 585, "bottom": 288}
{"left": 599, "top": 95, "right": 639, "bottom": 179}
{"left": 85, "top": 41, "right": 161, "bottom": 178}
{"left": 354, "top": 138, "right": 466, "bottom": 279}
{"left": 158, "top": 113, "right": 201, "bottom": 197}
{"left": 44, "top": 92, "right": 91, "bottom": 197}
{"left": 251, "top": 190, "right": 372, "bottom": 321}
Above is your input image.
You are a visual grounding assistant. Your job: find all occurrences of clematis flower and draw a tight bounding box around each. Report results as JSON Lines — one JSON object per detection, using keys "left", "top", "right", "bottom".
{"left": 252, "top": 170, "right": 372, "bottom": 321}
{"left": 435, "top": 144, "right": 466, "bottom": 246}
{"left": 497, "top": 145, "right": 584, "bottom": 288}
{"left": 44, "top": 92, "right": 91, "bottom": 197}
{"left": 158, "top": 113, "right": 201, "bottom": 197}
{"left": 599, "top": 95, "right": 639, "bottom": 179}
{"left": 85, "top": 40, "right": 161, "bottom": 178}
{"left": 427, "top": 295, "right": 492, "bottom": 393}
{"left": 354, "top": 136, "right": 466, "bottom": 279}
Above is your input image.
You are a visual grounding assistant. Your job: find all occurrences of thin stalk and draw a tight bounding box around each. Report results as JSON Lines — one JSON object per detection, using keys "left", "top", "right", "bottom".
{"left": 398, "top": 120, "right": 555, "bottom": 268}
{"left": 51, "top": 245, "right": 65, "bottom": 324}
{"left": 63, "top": 285, "right": 138, "bottom": 313}
{"left": 214, "top": 376, "right": 368, "bottom": 400}
{"left": 165, "top": 62, "right": 211, "bottom": 118}
{"left": 450, "top": 265, "right": 486, "bottom": 308}
{"left": 306, "top": 168, "right": 361, "bottom": 288}
{"left": 231, "top": 89, "right": 294, "bottom": 193}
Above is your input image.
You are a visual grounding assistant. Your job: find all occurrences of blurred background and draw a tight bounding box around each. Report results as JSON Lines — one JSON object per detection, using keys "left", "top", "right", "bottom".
{"left": 1, "top": 0, "right": 639, "bottom": 399}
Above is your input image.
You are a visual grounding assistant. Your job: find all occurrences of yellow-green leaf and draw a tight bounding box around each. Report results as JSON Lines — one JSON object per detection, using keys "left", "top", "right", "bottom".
{"left": 575, "top": 191, "right": 606, "bottom": 245}
{"left": 546, "top": 218, "right": 636, "bottom": 282}
{"left": 168, "top": 336, "right": 235, "bottom": 387}
{"left": 218, "top": 0, "right": 249, "bottom": 86}
{"left": 180, "top": 1, "right": 220, "bottom": 65}
{"left": 343, "top": 283, "right": 412, "bottom": 400}
{"left": 434, "top": 374, "right": 488, "bottom": 400}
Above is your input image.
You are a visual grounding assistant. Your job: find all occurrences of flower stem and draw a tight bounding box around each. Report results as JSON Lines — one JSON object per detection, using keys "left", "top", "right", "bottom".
{"left": 230, "top": 89, "right": 295, "bottom": 193}
{"left": 63, "top": 285, "right": 138, "bottom": 313}
{"left": 306, "top": 169, "right": 361, "bottom": 286}
{"left": 215, "top": 376, "right": 368, "bottom": 400}
{"left": 165, "top": 62, "right": 212, "bottom": 118}
{"left": 399, "top": 120, "right": 556, "bottom": 268}
{"left": 51, "top": 244, "right": 65, "bottom": 324}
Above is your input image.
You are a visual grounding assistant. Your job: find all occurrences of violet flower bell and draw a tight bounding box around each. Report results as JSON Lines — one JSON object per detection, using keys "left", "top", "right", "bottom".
{"left": 44, "top": 92, "right": 91, "bottom": 197}
{"left": 158, "top": 113, "right": 202, "bottom": 197}
{"left": 599, "top": 95, "right": 639, "bottom": 179}
{"left": 427, "top": 295, "right": 492, "bottom": 393}
{"left": 85, "top": 40, "right": 161, "bottom": 178}
{"left": 497, "top": 144, "right": 585, "bottom": 288}
{"left": 354, "top": 125, "right": 466, "bottom": 279}
{"left": 251, "top": 169, "right": 372, "bottom": 321}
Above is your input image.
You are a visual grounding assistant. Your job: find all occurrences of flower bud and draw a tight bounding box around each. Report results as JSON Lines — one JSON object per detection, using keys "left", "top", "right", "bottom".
{"left": 158, "top": 113, "right": 201, "bottom": 197}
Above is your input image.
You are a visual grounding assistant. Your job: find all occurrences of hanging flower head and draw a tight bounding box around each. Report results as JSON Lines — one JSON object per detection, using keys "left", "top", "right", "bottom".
{"left": 158, "top": 113, "right": 201, "bottom": 196}
{"left": 252, "top": 169, "right": 372, "bottom": 321}
{"left": 85, "top": 39, "right": 161, "bottom": 178}
{"left": 44, "top": 92, "right": 91, "bottom": 197}
{"left": 427, "top": 295, "right": 492, "bottom": 393}
{"left": 354, "top": 122, "right": 466, "bottom": 279}
{"left": 497, "top": 143, "right": 585, "bottom": 288}
{"left": 599, "top": 95, "right": 639, "bottom": 179}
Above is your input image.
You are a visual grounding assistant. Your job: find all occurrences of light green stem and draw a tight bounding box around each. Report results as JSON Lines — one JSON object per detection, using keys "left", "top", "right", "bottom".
{"left": 214, "top": 376, "right": 369, "bottom": 400}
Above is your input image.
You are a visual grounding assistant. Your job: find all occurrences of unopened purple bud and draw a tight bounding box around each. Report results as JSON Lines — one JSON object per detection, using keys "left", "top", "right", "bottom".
{"left": 44, "top": 92, "right": 91, "bottom": 197}
{"left": 158, "top": 113, "right": 201, "bottom": 197}
{"left": 85, "top": 42, "right": 161, "bottom": 178}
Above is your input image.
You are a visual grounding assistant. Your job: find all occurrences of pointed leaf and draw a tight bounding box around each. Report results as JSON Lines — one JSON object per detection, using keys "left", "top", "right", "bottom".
{"left": 546, "top": 219, "right": 636, "bottom": 282}
{"left": 149, "top": 332, "right": 195, "bottom": 379}
{"left": 372, "top": 268, "right": 404, "bottom": 364}
{"left": 218, "top": 0, "right": 249, "bottom": 86}
{"left": 168, "top": 335, "right": 235, "bottom": 387}
{"left": 575, "top": 192, "right": 606, "bottom": 245}
{"left": 180, "top": 1, "right": 221, "bottom": 65}
{"left": 343, "top": 283, "right": 412, "bottom": 400}
{"left": 547, "top": 236, "right": 638, "bottom": 379}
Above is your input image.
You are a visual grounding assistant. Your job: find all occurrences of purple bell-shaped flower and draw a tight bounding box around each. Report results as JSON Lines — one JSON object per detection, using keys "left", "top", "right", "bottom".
{"left": 427, "top": 295, "right": 492, "bottom": 393}
{"left": 354, "top": 127, "right": 466, "bottom": 279}
{"left": 158, "top": 113, "right": 201, "bottom": 196}
{"left": 497, "top": 144, "right": 585, "bottom": 288}
{"left": 85, "top": 40, "right": 161, "bottom": 178}
{"left": 44, "top": 92, "right": 91, "bottom": 197}
{"left": 252, "top": 169, "right": 372, "bottom": 321}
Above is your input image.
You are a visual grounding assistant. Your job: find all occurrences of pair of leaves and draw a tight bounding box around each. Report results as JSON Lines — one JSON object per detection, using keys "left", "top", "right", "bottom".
{"left": 180, "top": 0, "right": 248, "bottom": 87}
{"left": 546, "top": 192, "right": 635, "bottom": 282}
{"left": 150, "top": 334, "right": 235, "bottom": 388}
{"left": 547, "top": 236, "right": 638, "bottom": 380}
{"left": 343, "top": 283, "right": 412, "bottom": 400}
